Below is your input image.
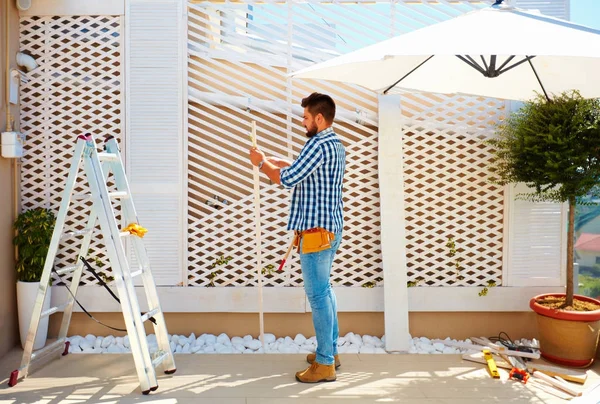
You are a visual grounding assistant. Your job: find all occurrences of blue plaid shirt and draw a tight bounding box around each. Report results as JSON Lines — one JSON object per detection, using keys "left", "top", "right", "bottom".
{"left": 280, "top": 127, "right": 346, "bottom": 233}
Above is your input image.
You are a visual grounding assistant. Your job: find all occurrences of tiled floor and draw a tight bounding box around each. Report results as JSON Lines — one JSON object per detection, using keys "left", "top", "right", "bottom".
{"left": 1, "top": 348, "right": 599, "bottom": 403}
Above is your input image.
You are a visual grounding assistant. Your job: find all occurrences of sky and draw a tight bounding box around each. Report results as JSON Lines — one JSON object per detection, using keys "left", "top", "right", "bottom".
{"left": 570, "top": 0, "right": 600, "bottom": 29}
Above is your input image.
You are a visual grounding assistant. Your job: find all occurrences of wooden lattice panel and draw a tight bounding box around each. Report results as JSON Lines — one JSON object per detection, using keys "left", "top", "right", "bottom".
{"left": 186, "top": 0, "right": 495, "bottom": 288}
{"left": 19, "top": 16, "right": 123, "bottom": 285}
{"left": 402, "top": 125, "right": 505, "bottom": 286}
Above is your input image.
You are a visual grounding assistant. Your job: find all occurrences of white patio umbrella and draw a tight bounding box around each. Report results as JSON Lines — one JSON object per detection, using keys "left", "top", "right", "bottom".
{"left": 291, "top": 3, "right": 600, "bottom": 101}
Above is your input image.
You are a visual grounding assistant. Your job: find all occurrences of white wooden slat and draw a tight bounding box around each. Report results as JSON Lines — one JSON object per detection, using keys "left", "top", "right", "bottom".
{"left": 514, "top": 0, "right": 569, "bottom": 19}
{"left": 126, "top": 0, "right": 185, "bottom": 285}
{"left": 505, "top": 183, "right": 566, "bottom": 287}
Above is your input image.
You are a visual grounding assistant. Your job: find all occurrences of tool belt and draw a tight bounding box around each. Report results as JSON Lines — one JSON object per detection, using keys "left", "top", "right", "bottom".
{"left": 293, "top": 227, "right": 335, "bottom": 254}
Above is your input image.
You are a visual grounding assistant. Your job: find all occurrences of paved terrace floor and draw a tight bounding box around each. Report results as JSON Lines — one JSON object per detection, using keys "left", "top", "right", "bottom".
{"left": 1, "top": 347, "right": 599, "bottom": 403}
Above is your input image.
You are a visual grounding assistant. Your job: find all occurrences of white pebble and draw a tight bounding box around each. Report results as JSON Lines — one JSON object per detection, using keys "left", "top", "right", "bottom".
{"left": 79, "top": 340, "right": 92, "bottom": 351}
{"left": 294, "top": 334, "right": 307, "bottom": 345}
{"left": 171, "top": 335, "right": 179, "bottom": 346}
{"left": 123, "top": 336, "right": 130, "bottom": 348}
{"left": 433, "top": 342, "right": 445, "bottom": 352}
{"left": 217, "top": 333, "right": 230, "bottom": 345}
{"left": 231, "top": 336, "right": 244, "bottom": 345}
{"left": 346, "top": 344, "right": 360, "bottom": 354}
{"left": 102, "top": 336, "right": 114, "bottom": 348}
{"left": 243, "top": 335, "right": 253, "bottom": 343}
{"left": 204, "top": 345, "right": 216, "bottom": 353}
{"left": 264, "top": 333, "right": 276, "bottom": 344}
{"left": 443, "top": 347, "right": 458, "bottom": 354}
{"left": 360, "top": 345, "right": 375, "bottom": 354}
{"left": 247, "top": 339, "right": 262, "bottom": 351}
{"left": 349, "top": 334, "right": 363, "bottom": 346}
{"left": 205, "top": 334, "right": 217, "bottom": 345}
{"left": 107, "top": 345, "right": 122, "bottom": 353}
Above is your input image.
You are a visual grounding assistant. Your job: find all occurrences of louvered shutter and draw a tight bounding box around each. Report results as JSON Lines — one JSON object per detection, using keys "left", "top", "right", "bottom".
{"left": 504, "top": 183, "right": 566, "bottom": 286}
{"left": 125, "top": 0, "right": 185, "bottom": 285}
{"left": 514, "top": 0, "right": 569, "bottom": 19}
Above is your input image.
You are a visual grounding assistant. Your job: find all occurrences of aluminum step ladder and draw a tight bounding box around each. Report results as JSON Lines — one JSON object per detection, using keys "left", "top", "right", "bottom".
{"left": 8, "top": 134, "right": 176, "bottom": 394}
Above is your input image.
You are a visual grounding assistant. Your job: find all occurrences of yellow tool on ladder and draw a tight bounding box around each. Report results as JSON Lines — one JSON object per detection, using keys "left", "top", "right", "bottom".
{"left": 483, "top": 349, "right": 500, "bottom": 379}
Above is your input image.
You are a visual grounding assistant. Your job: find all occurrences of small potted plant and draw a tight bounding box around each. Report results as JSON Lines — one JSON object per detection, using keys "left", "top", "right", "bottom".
{"left": 14, "top": 207, "right": 55, "bottom": 350}
{"left": 488, "top": 90, "right": 600, "bottom": 367}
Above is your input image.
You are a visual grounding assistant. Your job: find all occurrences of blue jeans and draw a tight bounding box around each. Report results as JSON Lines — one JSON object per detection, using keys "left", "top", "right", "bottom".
{"left": 299, "top": 232, "right": 342, "bottom": 366}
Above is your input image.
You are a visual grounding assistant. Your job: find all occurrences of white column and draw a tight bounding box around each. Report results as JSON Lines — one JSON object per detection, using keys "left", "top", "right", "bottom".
{"left": 378, "top": 94, "right": 409, "bottom": 352}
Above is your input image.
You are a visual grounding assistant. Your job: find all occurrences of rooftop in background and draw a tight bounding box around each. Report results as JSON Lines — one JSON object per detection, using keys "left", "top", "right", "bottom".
{"left": 575, "top": 233, "right": 600, "bottom": 252}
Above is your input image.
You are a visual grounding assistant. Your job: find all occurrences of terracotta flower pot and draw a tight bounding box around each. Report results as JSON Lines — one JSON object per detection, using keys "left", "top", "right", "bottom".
{"left": 530, "top": 293, "right": 600, "bottom": 368}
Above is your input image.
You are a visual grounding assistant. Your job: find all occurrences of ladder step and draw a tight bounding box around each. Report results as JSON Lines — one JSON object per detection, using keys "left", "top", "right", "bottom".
{"left": 108, "top": 191, "right": 129, "bottom": 199}
{"left": 71, "top": 191, "right": 129, "bottom": 201}
{"left": 97, "top": 152, "right": 119, "bottom": 162}
{"left": 55, "top": 265, "right": 79, "bottom": 276}
{"left": 71, "top": 193, "right": 92, "bottom": 201}
{"left": 30, "top": 338, "right": 67, "bottom": 361}
{"left": 141, "top": 308, "right": 160, "bottom": 323}
{"left": 131, "top": 269, "right": 144, "bottom": 278}
{"left": 152, "top": 351, "right": 169, "bottom": 368}
{"left": 41, "top": 303, "right": 68, "bottom": 318}
{"left": 61, "top": 228, "right": 93, "bottom": 239}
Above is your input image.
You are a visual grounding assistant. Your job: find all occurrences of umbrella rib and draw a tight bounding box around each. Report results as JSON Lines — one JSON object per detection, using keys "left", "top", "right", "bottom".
{"left": 479, "top": 55, "right": 489, "bottom": 72}
{"left": 383, "top": 55, "right": 435, "bottom": 94}
{"left": 496, "top": 55, "right": 516, "bottom": 72}
{"left": 497, "top": 55, "right": 536, "bottom": 75}
{"left": 527, "top": 57, "right": 551, "bottom": 102}
{"left": 456, "top": 55, "right": 487, "bottom": 75}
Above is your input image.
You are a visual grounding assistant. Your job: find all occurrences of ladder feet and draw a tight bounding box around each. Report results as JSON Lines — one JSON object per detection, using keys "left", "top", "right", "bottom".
{"left": 164, "top": 368, "right": 177, "bottom": 375}
{"left": 8, "top": 370, "right": 18, "bottom": 387}
{"left": 150, "top": 385, "right": 158, "bottom": 392}
{"left": 142, "top": 389, "right": 151, "bottom": 395}
{"left": 8, "top": 370, "right": 19, "bottom": 387}
{"left": 62, "top": 341, "right": 70, "bottom": 356}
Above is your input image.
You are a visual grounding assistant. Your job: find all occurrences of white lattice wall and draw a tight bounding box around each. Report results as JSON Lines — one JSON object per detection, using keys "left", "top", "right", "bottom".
{"left": 401, "top": 98, "right": 506, "bottom": 286}
{"left": 19, "top": 16, "right": 123, "bottom": 285}
{"left": 186, "top": 0, "right": 503, "bottom": 288}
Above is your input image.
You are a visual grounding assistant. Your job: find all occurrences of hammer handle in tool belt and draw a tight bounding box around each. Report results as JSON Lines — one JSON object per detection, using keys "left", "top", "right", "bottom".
{"left": 278, "top": 235, "right": 296, "bottom": 272}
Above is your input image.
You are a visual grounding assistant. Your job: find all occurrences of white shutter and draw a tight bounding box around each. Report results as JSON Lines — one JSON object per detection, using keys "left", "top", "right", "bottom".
{"left": 514, "top": 0, "right": 570, "bottom": 20}
{"left": 125, "top": 0, "right": 185, "bottom": 285}
{"left": 504, "top": 183, "right": 567, "bottom": 286}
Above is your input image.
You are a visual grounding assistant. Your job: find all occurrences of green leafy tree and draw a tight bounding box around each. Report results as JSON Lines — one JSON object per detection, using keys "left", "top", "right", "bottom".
{"left": 488, "top": 90, "right": 600, "bottom": 307}
{"left": 13, "top": 208, "right": 56, "bottom": 282}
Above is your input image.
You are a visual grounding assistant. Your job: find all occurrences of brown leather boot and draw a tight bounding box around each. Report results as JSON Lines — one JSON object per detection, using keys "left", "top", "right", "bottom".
{"left": 295, "top": 362, "right": 336, "bottom": 383}
{"left": 306, "top": 353, "right": 341, "bottom": 369}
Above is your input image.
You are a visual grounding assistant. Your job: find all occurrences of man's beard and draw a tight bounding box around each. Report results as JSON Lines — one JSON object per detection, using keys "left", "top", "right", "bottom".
{"left": 305, "top": 124, "right": 318, "bottom": 138}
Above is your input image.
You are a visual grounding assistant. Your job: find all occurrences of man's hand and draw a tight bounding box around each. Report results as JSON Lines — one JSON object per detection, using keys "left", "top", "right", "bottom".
{"left": 249, "top": 147, "right": 266, "bottom": 167}
{"left": 266, "top": 157, "right": 292, "bottom": 168}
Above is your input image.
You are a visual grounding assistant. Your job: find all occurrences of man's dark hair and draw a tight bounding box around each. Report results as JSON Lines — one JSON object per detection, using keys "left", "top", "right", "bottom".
{"left": 301, "top": 93, "right": 336, "bottom": 123}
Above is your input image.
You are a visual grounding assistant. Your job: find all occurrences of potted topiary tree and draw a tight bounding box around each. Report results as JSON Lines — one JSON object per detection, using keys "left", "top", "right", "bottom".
{"left": 488, "top": 90, "right": 600, "bottom": 367}
{"left": 14, "top": 207, "right": 56, "bottom": 350}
